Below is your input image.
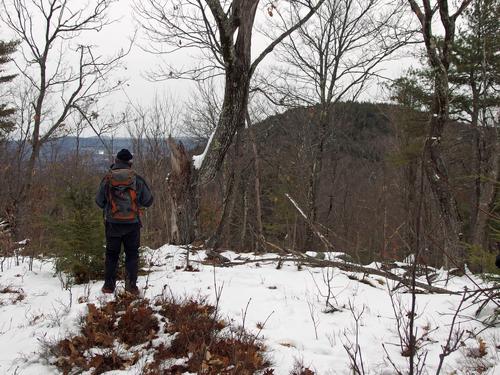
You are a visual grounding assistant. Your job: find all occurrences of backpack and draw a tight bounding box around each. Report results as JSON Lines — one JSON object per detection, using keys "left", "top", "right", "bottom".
{"left": 105, "top": 169, "right": 139, "bottom": 221}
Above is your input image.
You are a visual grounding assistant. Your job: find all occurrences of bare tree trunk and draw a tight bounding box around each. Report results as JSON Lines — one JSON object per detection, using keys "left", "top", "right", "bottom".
{"left": 240, "top": 187, "right": 248, "bottom": 248}
{"left": 482, "top": 132, "right": 500, "bottom": 249}
{"left": 306, "top": 106, "right": 329, "bottom": 249}
{"left": 167, "top": 137, "right": 197, "bottom": 244}
{"left": 424, "top": 48, "right": 464, "bottom": 268}
{"left": 422, "top": 115, "right": 463, "bottom": 267}
{"left": 169, "top": 2, "right": 258, "bottom": 244}
{"left": 469, "top": 108, "right": 498, "bottom": 251}
{"left": 208, "top": 171, "right": 235, "bottom": 250}
{"left": 408, "top": 0, "right": 472, "bottom": 266}
{"left": 11, "top": 139, "right": 42, "bottom": 238}
{"left": 406, "top": 158, "right": 419, "bottom": 252}
{"left": 198, "top": 1, "right": 259, "bottom": 184}
{"left": 247, "top": 119, "right": 264, "bottom": 252}
{"left": 209, "top": 128, "right": 247, "bottom": 250}
{"left": 155, "top": 0, "right": 325, "bottom": 244}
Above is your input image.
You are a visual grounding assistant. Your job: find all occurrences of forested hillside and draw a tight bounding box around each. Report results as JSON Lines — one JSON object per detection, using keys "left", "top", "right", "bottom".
{"left": 201, "top": 102, "right": 496, "bottom": 270}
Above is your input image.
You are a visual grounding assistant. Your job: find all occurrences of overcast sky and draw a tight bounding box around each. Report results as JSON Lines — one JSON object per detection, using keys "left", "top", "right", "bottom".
{"left": 87, "top": 1, "right": 417, "bottom": 107}
{"left": 91, "top": 2, "right": 190, "bottom": 113}
{"left": 1, "top": 0, "right": 419, "bottom": 137}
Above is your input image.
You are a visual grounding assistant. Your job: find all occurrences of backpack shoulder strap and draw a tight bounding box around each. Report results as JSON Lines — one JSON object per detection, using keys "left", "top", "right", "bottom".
{"left": 104, "top": 170, "right": 113, "bottom": 182}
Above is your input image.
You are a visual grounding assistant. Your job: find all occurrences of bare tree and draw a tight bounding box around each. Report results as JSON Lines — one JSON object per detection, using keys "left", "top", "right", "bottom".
{"left": 246, "top": 110, "right": 264, "bottom": 251}
{"left": 0, "top": 0, "right": 129, "bottom": 232}
{"left": 257, "top": 0, "right": 412, "bottom": 248}
{"left": 126, "top": 94, "right": 180, "bottom": 246}
{"left": 136, "top": 0, "right": 327, "bottom": 243}
{"left": 182, "top": 79, "right": 222, "bottom": 143}
{"left": 406, "top": 0, "right": 473, "bottom": 266}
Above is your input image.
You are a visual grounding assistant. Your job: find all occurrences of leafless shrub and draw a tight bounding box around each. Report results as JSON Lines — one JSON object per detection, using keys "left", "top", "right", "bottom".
{"left": 343, "top": 301, "right": 367, "bottom": 375}
{"left": 383, "top": 279, "right": 433, "bottom": 375}
{"left": 0, "top": 217, "right": 14, "bottom": 272}
{"left": 289, "top": 357, "right": 316, "bottom": 375}
{"left": 457, "top": 337, "right": 495, "bottom": 375}
{"left": 306, "top": 295, "right": 320, "bottom": 340}
{"left": 434, "top": 305, "right": 467, "bottom": 374}
{"left": 309, "top": 260, "right": 344, "bottom": 313}
{"left": 46, "top": 299, "right": 72, "bottom": 328}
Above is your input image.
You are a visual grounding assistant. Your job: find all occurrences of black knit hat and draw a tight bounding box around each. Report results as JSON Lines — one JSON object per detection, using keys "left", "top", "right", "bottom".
{"left": 116, "top": 148, "right": 133, "bottom": 162}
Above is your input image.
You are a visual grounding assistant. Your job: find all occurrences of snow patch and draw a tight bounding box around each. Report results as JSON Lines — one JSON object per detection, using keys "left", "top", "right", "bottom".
{"left": 0, "top": 246, "right": 498, "bottom": 374}
{"left": 193, "top": 131, "right": 215, "bottom": 170}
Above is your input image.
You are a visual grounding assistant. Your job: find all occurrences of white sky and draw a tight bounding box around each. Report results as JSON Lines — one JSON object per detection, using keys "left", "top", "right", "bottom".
{"left": 70, "top": 0, "right": 419, "bottom": 106}
{"left": 89, "top": 1, "right": 192, "bottom": 115}
{"left": 1, "top": 0, "right": 420, "bottom": 137}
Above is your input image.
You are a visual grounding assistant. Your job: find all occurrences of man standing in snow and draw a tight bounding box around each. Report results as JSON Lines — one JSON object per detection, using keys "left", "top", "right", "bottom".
{"left": 95, "top": 149, "right": 153, "bottom": 295}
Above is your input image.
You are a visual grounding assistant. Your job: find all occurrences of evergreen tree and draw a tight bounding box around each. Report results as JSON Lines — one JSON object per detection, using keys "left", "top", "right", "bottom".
{"left": 49, "top": 184, "right": 106, "bottom": 284}
{"left": 391, "top": 0, "right": 499, "bottom": 126}
{"left": 448, "top": 0, "right": 500, "bottom": 125}
{"left": 389, "top": 68, "right": 433, "bottom": 112}
{"left": 448, "top": 0, "right": 500, "bottom": 252}
{"left": 0, "top": 39, "right": 18, "bottom": 136}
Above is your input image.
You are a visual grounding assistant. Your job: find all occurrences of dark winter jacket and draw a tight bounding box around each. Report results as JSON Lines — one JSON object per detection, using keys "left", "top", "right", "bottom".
{"left": 95, "top": 160, "right": 153, "bottom": 224}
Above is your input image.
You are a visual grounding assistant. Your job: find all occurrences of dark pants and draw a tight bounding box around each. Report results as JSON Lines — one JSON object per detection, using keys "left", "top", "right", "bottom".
{"left": 104, "top": 222, "right": 141, "bottom": 288}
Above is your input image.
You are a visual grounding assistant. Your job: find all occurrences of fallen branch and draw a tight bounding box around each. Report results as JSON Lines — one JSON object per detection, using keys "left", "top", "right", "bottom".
{"left": 282, "top": 194, "right": 456, "bottom": 295}
{"left": 262, "top": 238, "right": 456, "bottom": 294}
{"left": 193, "top": 257, "right": 298, "bottom": 267}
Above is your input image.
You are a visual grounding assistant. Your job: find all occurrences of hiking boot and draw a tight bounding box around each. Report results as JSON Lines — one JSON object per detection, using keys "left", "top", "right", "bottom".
{"left": 125, "top": 284, "right": 140, "bottom": 296}
{"left": 101, "top": 284, "right": 115, "bottom": 294}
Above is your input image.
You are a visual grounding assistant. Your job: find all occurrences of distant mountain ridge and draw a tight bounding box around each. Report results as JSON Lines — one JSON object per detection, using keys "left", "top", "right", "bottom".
{"left": 5, "top": 136, "right": 200, "bottom": 170}
{"left": 42, "top": 136, "right": 198, "bottom": 155}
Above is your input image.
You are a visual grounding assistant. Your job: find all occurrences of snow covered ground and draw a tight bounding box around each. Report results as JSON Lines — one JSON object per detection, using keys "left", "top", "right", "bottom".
{"left": 0, "top": 245, "right": 498, "bottom": 374}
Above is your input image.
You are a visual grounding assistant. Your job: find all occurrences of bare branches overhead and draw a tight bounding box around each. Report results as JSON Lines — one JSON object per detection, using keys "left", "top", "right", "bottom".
{"left": 1, "top": 0, "right": 129, "bottom": 142}
{"left": 135, "top": 0, "right": 326, "bottom": 81}
{"left": 0, "top": 0, "right": 129, "bottom": 207}
{"left": 258, "top": 0, "right": 416, "bottom": 107}
{"left": 135, "top": 0, "right": 227, "bottom": 79}
{"left": 136, "top": 0, "right": 326, "bottom": 183}
{"left": 407, "top": 0, "right": 472, "bottom": 71}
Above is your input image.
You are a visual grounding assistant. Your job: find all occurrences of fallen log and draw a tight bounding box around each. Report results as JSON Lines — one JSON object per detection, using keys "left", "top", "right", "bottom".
{"left": 260, "top": 239, "right": 457, "bottom": 295}
{"left": 280, "top": 194, "right": 457, "bottom": 295}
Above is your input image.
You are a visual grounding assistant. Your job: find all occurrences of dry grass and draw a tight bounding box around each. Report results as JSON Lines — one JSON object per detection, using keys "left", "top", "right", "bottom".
{"left": 49, "top": 293, "right": 151, "bottom": 374}
{"left": 143, "top": 294, "right": 271, "bottom": 374}
{"left": 48, "top": 292, "right": 272, "bottom": 375}
{"left": 0, "top": 284, "right": 25, "bottom": 305}
{"left": 459, "top": 337, "right": 493, "bottom": 374}
{"left": 289, "top": 358, "right": 316, "bottom": 375}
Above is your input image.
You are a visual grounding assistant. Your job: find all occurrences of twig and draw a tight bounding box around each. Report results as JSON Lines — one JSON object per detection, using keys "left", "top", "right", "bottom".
{"left": 440, "top": 246, "right": 500, "bottom": 308}
{"left": 343, "top": 301, "right": 367, "bottom": 375}
{"left": 435, "top": 291, "right": 469, "bottom": 374}
{"left": 241, "top": 298, "right": 252, "bottom": 332}
{"left": 306, "top": 297, "right": 319, "bottom": 340}
{"left": 255, "top": 310, "right": 274, "bottom": 340}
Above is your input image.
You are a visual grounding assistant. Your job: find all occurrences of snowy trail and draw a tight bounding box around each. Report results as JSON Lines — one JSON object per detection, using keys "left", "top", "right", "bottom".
{"left": 0, "top": 245, "right": 498, "bottom": 374}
